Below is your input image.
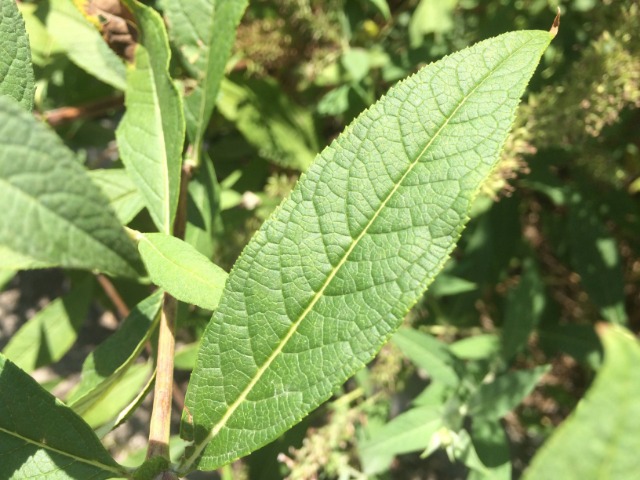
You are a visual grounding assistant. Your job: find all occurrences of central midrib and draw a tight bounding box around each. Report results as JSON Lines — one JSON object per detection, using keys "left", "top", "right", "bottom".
{"left": 183, "top": 37, "right": 532, "bottom": 470}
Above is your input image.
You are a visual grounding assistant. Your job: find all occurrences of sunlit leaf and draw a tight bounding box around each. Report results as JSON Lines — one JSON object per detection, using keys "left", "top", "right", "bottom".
{"left": 179, "top": 30, "right": 553, "bottom": 472}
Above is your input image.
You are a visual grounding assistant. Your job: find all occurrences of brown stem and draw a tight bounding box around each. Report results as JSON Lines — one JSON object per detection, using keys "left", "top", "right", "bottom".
{"left": 41, "top": 96, "right": 124, "bottom": 126}
{"left": 96, "top": 273, "right": 130, "bottom": 318}
{"left": 147, "top": 294, "right": 178, "bottom": 459}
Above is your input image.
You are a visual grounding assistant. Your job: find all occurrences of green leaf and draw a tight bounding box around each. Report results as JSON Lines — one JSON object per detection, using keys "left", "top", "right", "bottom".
{"left": 0, "top": 0, "right": 35, "bottom": 109}
{"left": 3, "top": 278, "right": 93, "bottom": 373}
{"left": 393, "top": 328, "right": 462, "bottom": 386}
{"left": 174, "top": 342, "right": 199, "bottom": 371}
{"left": 217, "top": 78, "right": 320, "bottom": 171}
{"left": 359, "top": 406, "right": 443, "bottom": 474}
{"left": 0, "top": 95, "right": 143, "bottom": 277}
{"left": 116, "top": 0, "right": 185, "bottom": 234}
{"left": 180, "top": 30, "right": 553, "bottom": 472}
{"left": 538, "top": 324, "right": 602, "bottom": 368}
{"left": 450, "top": 334, "right": 501, "bottom": 360}
{"left": 45, "top": 0, "right": 127, "bottom": 90}
{"left": 568, "top": 193, "right": 628, "bottom": 325}
{"left": 160, "top": 0, "right": 249, "bottom": 154}
{"left": 409, "top": 0, "right": 457, "bottom": 48}
{"left": 524, "top": 325, "right": 640, "bottom": 480}
{"left": 184, "top": 154, "right": 222, "bottom": 257}
{"left": 138, "top": 233, "right": 228, "bottom": 310}
{"left": 467, "top": 365, "right": 550, "bottom": 420}
{"left": 502, "top": 257, "right": 545, "bottom": 360}
{"left": 89, "top": 169, "right": 146, "bottom": 225}
{"left": 81, "top": 361, "right": 154, "bottom": 429}
{"left": 0, "top": 269, "right": 15, "bottom": 290}
{"left": 67, "top": 292, "right": 162, "bottom": 414}
{"left": 0, "top": 354, "right": 125, "bottom": 479}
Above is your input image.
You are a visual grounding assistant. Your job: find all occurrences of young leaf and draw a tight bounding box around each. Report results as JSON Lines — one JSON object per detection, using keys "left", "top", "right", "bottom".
{"left": 160, "top": 0, "right": 249, "bottom": 154}
{"left": 88, "top": 168, "right": 146, "bottom": 225}
{"left": 524, "top": 325, "right": 640, "bottom": 480}
{"left": 359, "top": 406, "right": 444, "bottom": 474}
{"left": 116, "top": 0, "right": 185, "bottom": 234}
{"left": 137, "top": 233, "right": 228, "bottom": 310}
{"left": 2, "top": 277, "right": 93, "bottom": 373}
{"left": 0, "top": 0, "right": 35, "bottom": 110}
{"left": 0, "top": 354, "right": 126, "bottom": 479}
{"left": 180, "top": 30, "right": 554, "bottom": 472}
{"left": 0, "top": 96, "right": 143, "bottom": 277}
{"left": 392, "top": 327, "right": 462, "bottom": 386}
{"left": 67, "top": 292, "right": 163, "bottom": 414}
{"left": 45, "top": 0, "right": 127, "bottom": 90}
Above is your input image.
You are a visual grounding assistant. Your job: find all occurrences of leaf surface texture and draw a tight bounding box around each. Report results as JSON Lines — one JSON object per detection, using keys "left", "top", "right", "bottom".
{"left": 180, "top": 30, "right": 553, "bottom": 471}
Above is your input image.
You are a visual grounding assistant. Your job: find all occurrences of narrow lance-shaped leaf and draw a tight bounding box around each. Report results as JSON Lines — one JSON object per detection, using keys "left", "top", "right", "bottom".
{"left": 116, "top": 0, "right": 185, "bottom": 233}
{"left": 0, "top": 96, "right": 143, "bottom": 277}
{"left": 160, "top": 0, "right": 249, "bottom": 155}
{"left": 0, "top": 354, "right": 126, "bottom": 479}
{"left": 179, "top": 30, "right": 554, "bottom": 472}
{"left": 524, "top": 325, "right": 640, "bottom": 480}
{"left": 0, "top": 0, "right": 35, "bottom": 109}
{"left": 67, "top": 291, "right": 163, "bottom": 414}
{"left": 162, "top": 0, "right": 248, "bottom": 154}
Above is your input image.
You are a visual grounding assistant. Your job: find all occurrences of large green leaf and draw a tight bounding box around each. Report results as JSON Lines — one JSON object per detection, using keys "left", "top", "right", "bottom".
{"left": 45, "top": 0, "right": 127, "bottom": 90}
{"left": 0, "top": 354, "right": 126, "bottom": 479}
{"left": 179, "top": 30, "right": 554, "bottom": 472}
{"left": 2, "top": 277, "right": 93, "bottom": 373}
{"left": 160, "top": 0, "right": 248, "bottom": 155}
{"left": 0, "top": 0, "right": 35, "bottom": 109}
{"left": 116, "top": 0, "right": 185, "bottom": 234}
{"left": 137, "top": 233, "right": 228, "bottom": 310}
{"left": 67, "top": 292, "right": 162, "bottom": 415}
{"left": 524, "top": 325, "right": 640, "bottom": 480}
{"left": 0, "top": 96, "right": 143, "bottom": 277}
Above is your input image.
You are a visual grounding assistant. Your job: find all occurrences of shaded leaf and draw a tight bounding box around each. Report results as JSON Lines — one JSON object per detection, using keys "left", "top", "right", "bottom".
{"left": 0, "top": 354, "right": 125, "bottom": 479}
{"left": 68, "top": 292, "right": 162, "bottom": 414}
{"left": 138, "top": 233, "right": 228, "bottom": 310}
{"left": 217, "top": 78, "right": 320, "bottom": 171}
{"left": 180, "top": 30, "right": 553, "bottom": 472}
{"left": 450, "top": 334, "right": 501, "bottom": 360}
{"left": 0, "top": 96, "right": 143, "bottom": 277}
{"left": 502, "top": 257, "right": 545, "bottom": 361}
{"left": 116, "top": 0, "right": 185, "bottom": 234}
{"left": 0, "top": 0, "right": 35, "bottom": 110}
{"left": 568, "top": 192, "right": 627, "bottom": 324}
{"left": 467, "top": 365, "right": 550, "bottom": 420}
{"left": 3, "top": 278, "right": 93, "bottom": 373}
{"left": 524, "top": 325, "right": 640, "bottom": 480}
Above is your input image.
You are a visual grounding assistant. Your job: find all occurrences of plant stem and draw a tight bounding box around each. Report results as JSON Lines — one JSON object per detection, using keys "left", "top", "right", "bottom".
{"left": 147, "top": 294, "right": 177, "bottom": 459}
{"left": 146, "top": 160, "right": 194, "bottom": 461}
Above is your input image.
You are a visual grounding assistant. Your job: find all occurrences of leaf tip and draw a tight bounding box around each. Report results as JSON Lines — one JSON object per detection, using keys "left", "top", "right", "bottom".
{"left": 549, "top": 6, "right": 561, "bottom": 38}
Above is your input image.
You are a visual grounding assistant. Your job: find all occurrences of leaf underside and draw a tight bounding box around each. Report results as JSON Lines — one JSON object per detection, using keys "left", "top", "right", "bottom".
{"left": 0, "top": 0, "right": 35, "bottom": 110}
{"left": 0, "top": 96, "right": 143, "bottom": 277}
{"left": 180, "top": 30, "right": 553, "bottom": 471}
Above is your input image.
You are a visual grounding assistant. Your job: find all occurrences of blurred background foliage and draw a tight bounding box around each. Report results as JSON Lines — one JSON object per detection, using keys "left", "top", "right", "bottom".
{"left": 3, "top": 0, "right": 639, "bottom": 478}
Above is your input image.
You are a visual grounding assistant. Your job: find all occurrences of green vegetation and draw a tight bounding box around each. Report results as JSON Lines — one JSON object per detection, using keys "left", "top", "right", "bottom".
{"left": 0, "top": 0, "right": 638, "bottom": 479}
